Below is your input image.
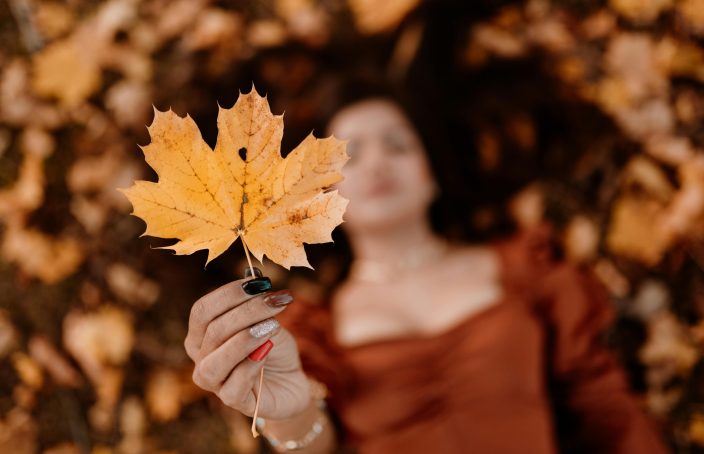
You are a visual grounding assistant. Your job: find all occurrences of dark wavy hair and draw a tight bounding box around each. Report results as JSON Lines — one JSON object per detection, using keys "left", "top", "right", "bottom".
{"left": 295, "top": 73, "right": 514, "bottom": 297}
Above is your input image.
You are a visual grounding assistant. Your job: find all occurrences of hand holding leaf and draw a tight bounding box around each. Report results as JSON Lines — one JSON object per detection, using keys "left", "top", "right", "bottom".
{"left": 117, "top": 85, "right": 349, "bottom": 435}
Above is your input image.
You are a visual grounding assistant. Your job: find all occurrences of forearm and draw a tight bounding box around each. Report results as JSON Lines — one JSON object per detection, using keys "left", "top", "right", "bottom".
{"left": 258, "top": 394, "right": 337, "bottom": 453}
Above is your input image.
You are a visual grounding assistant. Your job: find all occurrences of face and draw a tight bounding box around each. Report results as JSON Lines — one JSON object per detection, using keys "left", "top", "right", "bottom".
{"left": 327, "top": 98, "right": 437, "bottom": 234}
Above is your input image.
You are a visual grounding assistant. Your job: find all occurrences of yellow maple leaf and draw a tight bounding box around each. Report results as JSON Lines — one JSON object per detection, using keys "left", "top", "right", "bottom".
{"left": 117, "top": 86, "right": 349, "bottom": 269}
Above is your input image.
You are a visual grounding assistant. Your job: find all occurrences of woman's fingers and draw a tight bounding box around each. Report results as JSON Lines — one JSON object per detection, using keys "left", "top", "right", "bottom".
{"left": 192, "top": 322, "right": 281, "bottom": 391}
{"left": 216, "top": 355, "right": 268, "bottom": 416}
{"left": 184, "top": 276, "right": 272, "bottom": 358}
{"left": 197, "top": 289, "right": 293, "bottom": 360}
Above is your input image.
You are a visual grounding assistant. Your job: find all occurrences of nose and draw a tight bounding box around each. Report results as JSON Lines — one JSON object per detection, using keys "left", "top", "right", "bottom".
{"left": 357, "top": 141, "right": 390, "bottom": 175}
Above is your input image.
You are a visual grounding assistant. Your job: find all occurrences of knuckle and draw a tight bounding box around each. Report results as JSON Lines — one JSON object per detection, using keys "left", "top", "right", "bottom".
{"left": 202, "top": 320, "right": 223, "bottom": 347}
{"left": 218, "top": 387, "right": 244, "bottom": 410}
{"left": 241, "top": 297, "right": 266, "bottom": 319}
{"left": 219, "top": 379, "right": 251, "bottom": 411}
{"left": 193, "top": 362, "right": 214, "bottom": 389}
{"left": 191, "top": 366, "right": 204, "bottom": 388}
{"left": 183, "top": 337, "right": 194, "bottom": 359}
{"left": 189, "top": 299, "right": 204, "bottom": 324}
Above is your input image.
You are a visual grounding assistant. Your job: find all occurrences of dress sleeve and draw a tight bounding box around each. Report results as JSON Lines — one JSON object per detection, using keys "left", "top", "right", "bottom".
{"left": 536, "top": 259, "right": 671, "bottom": 454}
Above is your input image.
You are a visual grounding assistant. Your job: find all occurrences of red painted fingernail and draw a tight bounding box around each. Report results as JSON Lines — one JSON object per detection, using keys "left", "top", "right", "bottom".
{"left": 248, "top": 340, "right": 273, "bottom": 361}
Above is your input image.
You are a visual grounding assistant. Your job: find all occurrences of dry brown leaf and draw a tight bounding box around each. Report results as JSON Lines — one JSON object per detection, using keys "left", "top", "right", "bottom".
{"left": 644, "top": 135, "right": 697, "bottom": 165}
{"left": 28, "top": 336, "right": 82, "bottom": 388}
{"left": 145, "top": 368, "right": 183, "bottom": 422}
{"left": 640, "top": 311, "right": 698, "bottom": 374}
{"left": 604, "top": 33, "right": 668, "bottom": 103}
{"left": 182, "top": 9, "right": 243, "bottom": 51}
{"left": 152, "top": 0, "right": 208, "bottom": 43}
{"left": 70, "top": 195, "right": 111, "bottom": 234}
{"left": 1, "top": 221, "right": 84, "bottom": 283}
{"left": 622, "top": 156, "right": 675, "bottom": 202}
{"left": 630, "top": 280, "right": 670, "bottom": 321}
{"left": 33, "top": 2, "right": 75, "bottom": 40}
{"left": 525, "top": 16, "right": 574, "bottom": 52}
{"left": 593, "top": 258, "right": 631, "bottom": 298}
{"left": 613, "top": 98, "right": 675, "bottom": 140}
{"left": 63, "top": 305, "right": 134, "bottom": 378}
{"left": 645, "top": 387, "right": 681, "bottom": 418}
{"left": 246, "top": 20, "right": 288, "bottom": 48}
{"left": 106, "top": 263, "right": 161, "bottom": 308}
{"left": 31, "top": 38, "right": 102, "bottom": 107}
{"left": 0, "top": 59, "right": 63, "bottom": 128}
{"left": 0, "top": 310, "right": 19, "bottom": 359}
{"left": 117, "top": 396, "right": 149, "bottom": 454}
{"left": 563, "top": 215, "right": 599, "bottom": 263}
{"left": 11, "top": 352, "right": 43, "bottom": 390}
{"left": 118, "top": 86, "right": 349, "bottom": 269}
{"left": 660, "top": 157, "right": 704, "bottom": 238}
{"left": 43, "top": 442, "right": 81, "bottom": 454}
{"left": 508, "top": 183, "right": 544, "bottom": 228}
{"left": 348, "top": 0, "right": 420, "bottom": 35}
{"left": 105, "top": 80, "right": 153, "bottom": 129}
{"left": 690, "top": 413, "right": 704, "bottom": 446}
{"left": 89, "top": 368, "right": 124, "bottom": 432}
{"left": 0, "top": 407, "right": 37, "bottom": 454}
{"left": 606, "top": 195, "right": 671, "bottom": 265}
{"left": 67, "top": 146, "right": 123, "bottom": 192}
{"left": 678, "top": 0, "right": 704, "bottom": 35}
{"left": 609, "top": 0, "right": 673, "bottom": 23}
{"left": 30, "top": 0, "right": 142, "bottom": 107}
{"left": 0, "top": 127, "right": 54, "bottom": 218}
{"left": 471, "top": 24, "right": 527, "bottom": 59}
{"left": 63, "top": 305, "right": 134, "bottom": 429}
{"left": 580, "top": 9, "right": 617, "bottom": 40}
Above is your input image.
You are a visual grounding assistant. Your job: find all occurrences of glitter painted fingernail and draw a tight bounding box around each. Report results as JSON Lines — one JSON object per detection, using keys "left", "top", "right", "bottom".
{"left": 249, "top": 318, "right": 280, "bottom": 338}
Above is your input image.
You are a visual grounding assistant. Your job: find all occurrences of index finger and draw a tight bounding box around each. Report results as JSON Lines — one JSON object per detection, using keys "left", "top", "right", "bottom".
{"left": 186, "top": 276, "right": 272, "bottom": 353}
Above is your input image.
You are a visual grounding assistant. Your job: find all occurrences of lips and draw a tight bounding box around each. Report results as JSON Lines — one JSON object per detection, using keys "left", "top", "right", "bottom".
{"left": 365, "top": 180, "right": 396, "bottom": 197}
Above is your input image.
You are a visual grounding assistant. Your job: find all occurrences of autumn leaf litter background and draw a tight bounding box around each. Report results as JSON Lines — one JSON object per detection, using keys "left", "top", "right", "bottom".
{"left": 1, "top": 0, "right": 704, "bottom": 452}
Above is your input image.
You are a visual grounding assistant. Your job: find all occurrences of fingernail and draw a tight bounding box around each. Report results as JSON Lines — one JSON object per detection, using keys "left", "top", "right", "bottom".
{"left": 249, "top": 318, "right": 280, "bottom": 338}
{"left": 242, "top": 277, "right": 272, "bottom": 295}
{"left": 243, "top": 267, "right": 263, "bottom": 278}
{"left": 249, "top": 340, "right": 273, "bottom": 361}
{"left": 263, "top": 290, "right": 294, "bottom": 308}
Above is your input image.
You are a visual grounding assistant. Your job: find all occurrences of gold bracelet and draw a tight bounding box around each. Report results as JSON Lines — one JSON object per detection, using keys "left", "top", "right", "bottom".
{"left": 255, "top": 398, "right": 327, "bottom": 451}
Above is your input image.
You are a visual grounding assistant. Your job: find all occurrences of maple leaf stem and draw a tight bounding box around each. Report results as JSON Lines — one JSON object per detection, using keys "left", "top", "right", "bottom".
{"left": 252, "top": 368, "right": 265, "bottom": 437}
{"left": 240, "top": 236, "right": 257, "bottom": 279}
{"left": 241, "top": 235, "right": 265, "bottom": 438}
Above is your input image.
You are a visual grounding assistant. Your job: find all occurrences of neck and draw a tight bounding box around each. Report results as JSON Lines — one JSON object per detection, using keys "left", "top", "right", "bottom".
{"left": 347, "top": 218, "right": 444, "bottom": 264}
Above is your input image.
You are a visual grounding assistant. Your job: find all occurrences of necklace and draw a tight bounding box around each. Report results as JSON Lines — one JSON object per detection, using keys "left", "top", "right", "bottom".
{"left": 349, "top": 239, "right": 450, "bottom": 283}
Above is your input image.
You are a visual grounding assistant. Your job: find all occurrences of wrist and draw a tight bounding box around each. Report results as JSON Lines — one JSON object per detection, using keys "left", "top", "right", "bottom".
{"left": 256, "top": 376, "right": 330, "bottom": 451}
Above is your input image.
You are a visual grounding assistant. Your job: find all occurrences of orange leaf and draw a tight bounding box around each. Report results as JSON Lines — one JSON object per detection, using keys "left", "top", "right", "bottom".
{"left": 118, "top": 85, "right": 349, "bottom": 269}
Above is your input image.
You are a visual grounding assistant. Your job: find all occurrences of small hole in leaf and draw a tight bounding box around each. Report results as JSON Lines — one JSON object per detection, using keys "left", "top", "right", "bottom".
{"left": 239, "top": 147, "right": 247, "bottom": 161}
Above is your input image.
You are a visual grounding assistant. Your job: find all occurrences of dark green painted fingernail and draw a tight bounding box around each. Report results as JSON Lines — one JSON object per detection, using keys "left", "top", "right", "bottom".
{"left": 243, "top": 267, "right": 263, "bottom": 278}
{"left": 242, "top": 277, "right": 272, "bottom": 295}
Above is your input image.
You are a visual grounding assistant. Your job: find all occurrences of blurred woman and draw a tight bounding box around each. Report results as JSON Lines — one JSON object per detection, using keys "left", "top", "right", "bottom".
{"left": 183, "top": 80, "right": 671, "bottom": 453}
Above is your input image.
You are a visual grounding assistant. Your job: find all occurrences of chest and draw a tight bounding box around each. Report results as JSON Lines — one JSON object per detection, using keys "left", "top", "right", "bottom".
{"left": 332, "top": 275, "right": 505, "bottom": 348}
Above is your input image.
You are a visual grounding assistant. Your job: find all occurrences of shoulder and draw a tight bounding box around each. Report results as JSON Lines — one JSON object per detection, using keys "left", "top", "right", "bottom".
{"left": 492, "top": 222, "right": 560, "bottom": 292}
{"left": 496, "top": 223, "right": 613, "bottom": 316}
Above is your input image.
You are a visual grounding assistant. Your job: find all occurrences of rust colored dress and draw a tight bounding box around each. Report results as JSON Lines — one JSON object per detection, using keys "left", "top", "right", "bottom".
{"left": 277, "top": 226, "right": 671, "bottom": 454}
